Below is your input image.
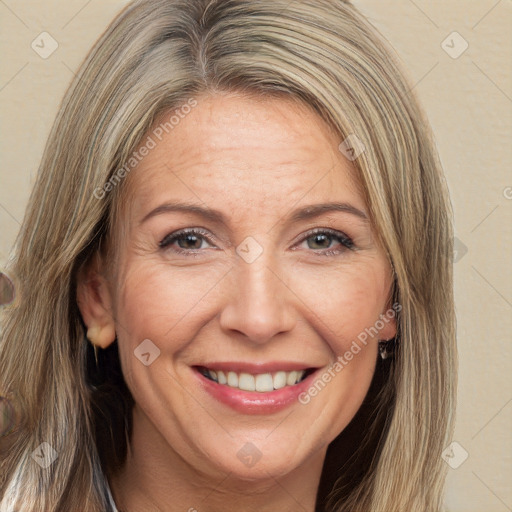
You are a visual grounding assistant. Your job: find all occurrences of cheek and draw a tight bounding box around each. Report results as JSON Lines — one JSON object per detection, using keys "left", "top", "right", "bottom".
{"left": 293, "top": 262, "right": 389, "bottom": 436}
{"left": 110, "top": 257, "right": 222, "bottom": 410}
{"left": 111, "top": 255, "right": 231, "bottom": 387}
{"left": 293, "top": 258, "right": 391, "bottom": 357}
{"left": 114, "top": 258, "right": 221, "bottom": 339}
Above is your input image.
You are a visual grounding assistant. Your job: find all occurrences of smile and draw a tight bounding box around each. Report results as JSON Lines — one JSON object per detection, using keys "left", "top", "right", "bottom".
{"left": 192, "top": 362, "right": 321, "bottom": 414}
{"left": 197, "top": 367, "right": 313, "bottom": 392}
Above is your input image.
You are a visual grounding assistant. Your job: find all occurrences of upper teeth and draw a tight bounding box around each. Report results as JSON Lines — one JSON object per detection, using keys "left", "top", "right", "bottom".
{"left": 204, "top": 369, "right": 306, "bottom": 392}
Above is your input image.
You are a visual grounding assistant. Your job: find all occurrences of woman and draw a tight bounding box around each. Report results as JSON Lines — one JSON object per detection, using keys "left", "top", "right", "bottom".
{"left": 0, "top": 0, "right": 456, "bottom": 510}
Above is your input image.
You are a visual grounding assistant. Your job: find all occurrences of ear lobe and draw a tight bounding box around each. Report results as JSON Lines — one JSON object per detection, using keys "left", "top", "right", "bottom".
{"left": 76, "top": 255, "right": 116, "bottom": 349}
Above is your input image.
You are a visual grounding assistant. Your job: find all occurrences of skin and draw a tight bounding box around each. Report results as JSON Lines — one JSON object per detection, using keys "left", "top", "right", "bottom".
{"left": 77, "top": 91, "right": 396, "bottom": 512}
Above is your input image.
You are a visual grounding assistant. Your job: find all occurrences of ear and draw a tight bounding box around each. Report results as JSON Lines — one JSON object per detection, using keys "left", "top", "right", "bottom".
{"left": 76, "top": 253, "right": 116, "bottom": 349}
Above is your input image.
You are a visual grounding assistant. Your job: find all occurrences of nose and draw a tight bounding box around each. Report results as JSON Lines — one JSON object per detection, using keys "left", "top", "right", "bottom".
{"left": 218, "top": 254, "right": 296, "bottom": 345}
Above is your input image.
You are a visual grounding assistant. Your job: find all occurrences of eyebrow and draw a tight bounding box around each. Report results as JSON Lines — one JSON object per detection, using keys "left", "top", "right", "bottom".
{"left": 140, "top": 201, "right": 368, "bottom": 226}
{"left": 288, "top": 202, "right": 368, "bottom": 223}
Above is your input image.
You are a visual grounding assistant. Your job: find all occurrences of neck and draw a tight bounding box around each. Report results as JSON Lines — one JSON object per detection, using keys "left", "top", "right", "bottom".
{"left": 109, "top": 405, "right": 326, "bottom": 512}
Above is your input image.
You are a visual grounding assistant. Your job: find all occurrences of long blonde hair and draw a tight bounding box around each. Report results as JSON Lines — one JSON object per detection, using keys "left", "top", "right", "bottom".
{"left": 0, "top": 0, "right": 456, "bottom": 510}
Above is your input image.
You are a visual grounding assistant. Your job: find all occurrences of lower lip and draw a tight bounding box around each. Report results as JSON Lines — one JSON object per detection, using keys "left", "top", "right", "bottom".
{"left": 193, "top": 368, "right": 320, "bottom": 415}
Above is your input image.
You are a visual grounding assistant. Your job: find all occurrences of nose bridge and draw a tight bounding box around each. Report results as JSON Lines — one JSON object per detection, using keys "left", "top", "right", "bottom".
{"left": 241, "top": 253, "right": 281, "bottom": 308}
{"left": 219, "top": 244, "right": 295, "bottom": 344}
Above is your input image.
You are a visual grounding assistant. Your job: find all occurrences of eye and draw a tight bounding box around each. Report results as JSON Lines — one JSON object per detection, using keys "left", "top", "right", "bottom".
{"left": 296, "top": 228, "right": 355, "bottom": 256}
{"left": 159, "top": 228, "right": 216, "bottom": 255}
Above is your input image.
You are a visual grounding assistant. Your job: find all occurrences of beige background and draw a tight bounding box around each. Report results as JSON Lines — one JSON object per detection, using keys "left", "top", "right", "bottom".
{"left": 1, "top": 1, "right": 511, "bottom": 510}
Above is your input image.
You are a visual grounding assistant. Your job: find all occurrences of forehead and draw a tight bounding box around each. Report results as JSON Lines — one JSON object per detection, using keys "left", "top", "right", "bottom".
{"left": 123, "top": 93, "right": 364, "bottom": 220}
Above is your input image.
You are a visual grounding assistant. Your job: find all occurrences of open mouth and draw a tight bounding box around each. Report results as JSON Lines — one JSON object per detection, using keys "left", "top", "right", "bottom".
{"left": 195, "top": 366, "right": 316, "bottom": 393}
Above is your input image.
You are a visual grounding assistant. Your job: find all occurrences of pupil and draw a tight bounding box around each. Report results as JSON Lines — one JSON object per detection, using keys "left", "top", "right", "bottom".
{"left": 180, "top": 234, "right": 200, "bottom": 249}
{"left": 311, "top": 234, "right": 330, "bottom": 249}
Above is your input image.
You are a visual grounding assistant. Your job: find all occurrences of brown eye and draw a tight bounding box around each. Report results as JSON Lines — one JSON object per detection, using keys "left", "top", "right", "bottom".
{"left": 176, "top": 233, "right": 203, "bottom": 249}
{"left": 159, "top": 228, "right": 215, "bottom": 254}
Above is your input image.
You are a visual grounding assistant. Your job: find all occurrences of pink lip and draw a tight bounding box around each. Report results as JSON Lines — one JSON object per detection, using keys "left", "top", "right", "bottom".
{"left": 192, "top": 365, "right": 321, "bottom": 415}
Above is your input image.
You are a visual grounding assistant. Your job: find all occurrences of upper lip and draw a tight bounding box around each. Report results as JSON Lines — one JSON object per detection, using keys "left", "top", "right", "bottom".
{"left": 194, "top": 361, "right": 320, "bottom": 374}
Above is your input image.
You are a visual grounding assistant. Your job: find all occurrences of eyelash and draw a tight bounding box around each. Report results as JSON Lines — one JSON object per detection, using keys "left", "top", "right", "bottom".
{"left": 158, "top": 227, "right": 355, "bottom": 257}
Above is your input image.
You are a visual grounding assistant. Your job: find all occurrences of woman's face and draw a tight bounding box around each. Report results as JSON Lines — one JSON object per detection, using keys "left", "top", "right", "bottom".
{"left": 98, "top": 93, "right": 395, "bottom": 480}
